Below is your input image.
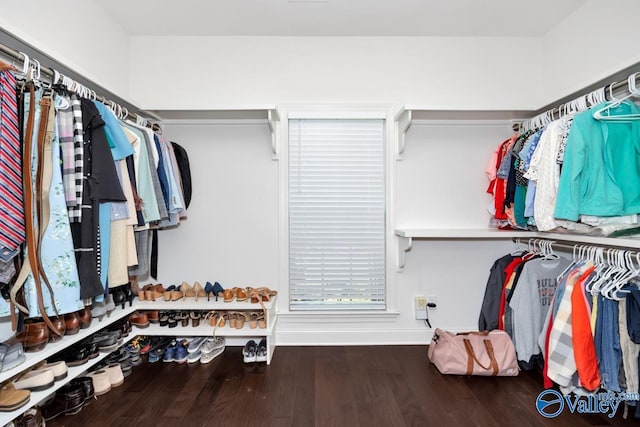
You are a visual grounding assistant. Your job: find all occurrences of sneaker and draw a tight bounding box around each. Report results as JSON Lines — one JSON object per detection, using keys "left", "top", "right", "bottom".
{"left": 187, "top": 351, "right": 202, "bottom": 364}
{"left": 187, "top": 337, "right": 206, "bottom": 354}
{"left": 148, "top": 348, "right": 162, "bottom": 363}
{"left": 174, "top": 341, "right": 189, "bottom": 364}
{"left": 256, "top": 338, "right": 267, "bottom": 363}
{"left": 163, "top": 342, "right": 177, "bottom": 363}
{"left": 242, "top": 340, "right": 257, "bottom": 363}
{"left": 201, "top": 337, "right": 225, "bottom": 355}
{"left": 200, "top": 346, "right": 224, "bottom": 364}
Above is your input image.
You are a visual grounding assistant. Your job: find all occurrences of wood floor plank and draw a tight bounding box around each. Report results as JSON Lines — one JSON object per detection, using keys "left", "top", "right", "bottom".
{"left": 43, "top": 345, "right": 640, "bottom": 427}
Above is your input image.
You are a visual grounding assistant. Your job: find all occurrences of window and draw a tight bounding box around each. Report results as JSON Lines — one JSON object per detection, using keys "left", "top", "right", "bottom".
{"left": 289, "top": 118, "right": 386, "bottom": 310}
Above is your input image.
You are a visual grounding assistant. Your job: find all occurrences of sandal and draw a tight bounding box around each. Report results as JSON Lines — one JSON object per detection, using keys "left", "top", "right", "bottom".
{"left": 180, "top": 311, "right": 189, "bottom": 328}
{"left": 218, "top": 312, "right": 229, "bottom": 328}
{"left": 235, "top": 312, "right": 249, "bottom": 329}
{"left": 190, "top": 311, "right": 201, "bottom": 327}
{"left": 203, "top": 311, "right": 219, "bottom": 327}
{"left": 236, "top": 288, "right": 249, "bottom": 302}
{"left": 159, "top": 312, "right": 169, "bottom": 327}
{"left": 228, "top": 312, "right": 238, "bottom": 329}
{"left": 223, "top": 288, "right": 236, "bottom": 303}
{"left": 167, "top": 313, "right": 177, "bottom": 329}
{"left": 257, "top": 314, "right": 267, "bottom": 329}
{"left": 163, "top": 285, "right": 176, "bottom": 301}
{"left": 249, "top": 312, "right": 259, "bottom": 329}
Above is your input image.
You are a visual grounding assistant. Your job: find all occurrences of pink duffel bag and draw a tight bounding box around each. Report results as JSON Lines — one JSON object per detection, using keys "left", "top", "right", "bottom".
{"left": 427, "top": 328, "right": 519, "bottom": 376}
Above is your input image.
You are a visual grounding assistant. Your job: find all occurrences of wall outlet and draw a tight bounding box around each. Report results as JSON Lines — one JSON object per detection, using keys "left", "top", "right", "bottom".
{"left": 426, "top": 295, "right": 437, "bottom": 307}
{"left": 414, "top": 295, "right": 427, "bottom": 320}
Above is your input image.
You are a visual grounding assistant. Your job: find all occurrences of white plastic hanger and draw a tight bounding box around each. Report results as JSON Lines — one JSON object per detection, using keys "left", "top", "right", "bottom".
{"left": 593, "top": 73, "right": 640, "bottom": 121}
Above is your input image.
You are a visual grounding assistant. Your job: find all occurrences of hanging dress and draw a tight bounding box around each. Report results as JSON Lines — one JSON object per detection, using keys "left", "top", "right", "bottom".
{"left": 23, "top": 93, "right": 83, "bottom": 316}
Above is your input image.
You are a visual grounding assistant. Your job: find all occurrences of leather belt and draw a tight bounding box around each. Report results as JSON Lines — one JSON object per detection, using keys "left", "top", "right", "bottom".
{"left": 10, "top": 88, "right": 61, "bottom": 336}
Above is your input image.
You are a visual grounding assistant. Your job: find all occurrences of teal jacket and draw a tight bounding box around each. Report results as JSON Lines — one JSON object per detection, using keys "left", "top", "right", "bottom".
{"left": 555, "top": 101, "right": 640, "bottom": 221}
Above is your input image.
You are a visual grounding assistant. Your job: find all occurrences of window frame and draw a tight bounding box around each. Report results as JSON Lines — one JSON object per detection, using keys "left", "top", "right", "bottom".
{"left": 277, "top": 105, "right": 398, "bottom": 316}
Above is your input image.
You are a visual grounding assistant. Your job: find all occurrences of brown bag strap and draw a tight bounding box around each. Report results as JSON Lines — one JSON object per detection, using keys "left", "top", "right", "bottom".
{"left": 457, "top": 331, "right": 490, "bottom": 337}
{"left": 463, "top": 338, "right": 499, "bottom": 376}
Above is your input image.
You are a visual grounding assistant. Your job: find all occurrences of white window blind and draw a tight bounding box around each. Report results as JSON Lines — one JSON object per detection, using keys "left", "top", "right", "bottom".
{"left": 289, "top": 119, "right": 386, "bottom": 310}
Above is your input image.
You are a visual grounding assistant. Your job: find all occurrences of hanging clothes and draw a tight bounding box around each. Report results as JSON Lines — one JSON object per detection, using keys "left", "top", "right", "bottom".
{"left": 70, "top": 99, "right": 126, "bottom": 299}
{"left": 555, "top": 101, "right": 640, "bottom": 221}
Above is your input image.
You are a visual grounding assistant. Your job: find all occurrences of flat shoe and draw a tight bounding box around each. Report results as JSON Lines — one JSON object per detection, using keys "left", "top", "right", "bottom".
{"left": 0, "top": 383, "right": 30, "bottom": 412}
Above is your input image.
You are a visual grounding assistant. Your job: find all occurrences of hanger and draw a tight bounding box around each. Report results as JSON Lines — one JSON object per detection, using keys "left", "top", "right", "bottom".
{"left": 593, "top": 73, "right": 640, "bottom": 122}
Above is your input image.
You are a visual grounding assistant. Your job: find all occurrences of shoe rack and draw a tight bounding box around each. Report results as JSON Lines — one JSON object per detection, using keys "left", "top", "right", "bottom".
{"left": 135, "top": 297, "right": 278, "bottom": 364}
{"left": 0, "top": 307, "right": 137, "bottom": 426}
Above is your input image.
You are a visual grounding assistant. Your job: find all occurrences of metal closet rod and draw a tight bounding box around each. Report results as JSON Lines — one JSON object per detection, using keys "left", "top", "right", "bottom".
{"left": 543, "top": 77, "right": 634, "bottom": 120}
{"left": 514, "top": 70, "right": 640, "bottom": 131}
{"left": 513, "top": 237, "right": 640, "bottom": 257}
{"left": 0, "top": 43, "right": 160, "bottom": 132}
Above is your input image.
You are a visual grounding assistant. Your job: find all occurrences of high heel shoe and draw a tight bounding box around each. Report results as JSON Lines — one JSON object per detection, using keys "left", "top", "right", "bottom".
{"left": 91, "top": 301, "right": 107, "bottom": 322}
{"left": 193, "top": 282, "right": 206, "bottom": 301}
{"left": 180, "top": 282, "right": 195, "bottom": 299}
{"left": 213, "top": 282, "right": 225, "bottom": 300}
{"left": 110, "top": 287, "right": 124, "bottom": 310}
{"left": 104, "top": 294, "right": 116, "bottom": 316}
{"left": 205, "top": 282, "right": 215, "bottom": 301}
{"left": 123, "top": 282, "right": 134, "bottom": 307}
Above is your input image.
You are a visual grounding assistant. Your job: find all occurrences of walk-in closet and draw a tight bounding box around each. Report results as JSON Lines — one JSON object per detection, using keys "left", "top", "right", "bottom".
{"left": 1, "top": 1, "right": 640, "bottom": 426}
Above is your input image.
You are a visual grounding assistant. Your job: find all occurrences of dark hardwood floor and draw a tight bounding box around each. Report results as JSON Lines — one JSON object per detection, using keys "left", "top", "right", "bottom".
{"left": 46, "top": 346, "right": 640, "bottom": 427}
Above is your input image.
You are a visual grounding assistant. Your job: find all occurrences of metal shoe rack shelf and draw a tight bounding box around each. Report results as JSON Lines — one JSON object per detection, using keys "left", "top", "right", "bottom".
{"left": 0, "top": 297, "right": 278, "bottom": 424}
{"left": 135, "top": 296, "right": 278, "bottom": 364}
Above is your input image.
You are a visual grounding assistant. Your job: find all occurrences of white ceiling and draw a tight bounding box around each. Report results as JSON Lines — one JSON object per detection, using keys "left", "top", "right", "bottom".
{"left": 94, "top": 0, "right": 586, "bottom": 37}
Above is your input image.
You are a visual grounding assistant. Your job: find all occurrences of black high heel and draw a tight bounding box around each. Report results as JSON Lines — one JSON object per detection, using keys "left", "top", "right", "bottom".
{"left": 111, "top": 287, "right": 126, "bottom": 309}
{"left": 123, "top": 282, "right": 133, "bottom": 307}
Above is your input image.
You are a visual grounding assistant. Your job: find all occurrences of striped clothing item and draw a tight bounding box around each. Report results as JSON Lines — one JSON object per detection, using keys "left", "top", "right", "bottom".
{"left": 547, "top": 262, "right": 594, "bottom": 387}
{"left": 67, "top": 94, "right": 84, "bottom": 222}
{"left": 0, "top": 69, "right": 25, "bottom": 253}
{"left": 56, "top": 94, "right": 76, "bottom": 205}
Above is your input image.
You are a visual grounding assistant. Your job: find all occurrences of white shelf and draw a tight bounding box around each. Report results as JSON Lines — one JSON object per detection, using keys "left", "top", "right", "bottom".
{"left": 393, "top": 106, "right": 535, "bottom": 159}
{"left": 0, "top": 305, "right": 137, "bottom": 385}
{"left": 139, "top": 315, "right": 275, "bottom": 338}
{"left": 149, "top": 106, "right": 281, "bottom": 158}
{"left": 0, "top": 332, "right": 136, "bottom": 426}
{"left": 395, "top": 228, "right": 537, "bottom": 239}
{"left": 394, "top": 227, "right": 640, "bottom": 268}
{"left": 134, "top": 296, "right": 276, "bottom": 312}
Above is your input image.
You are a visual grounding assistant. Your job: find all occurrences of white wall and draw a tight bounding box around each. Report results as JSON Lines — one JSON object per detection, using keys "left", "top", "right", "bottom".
{"left": 396, "top": 121, "right": 512, "bottom": 228}
{"left": 0, "top": 1, "right": 130, "bottom": 99}
{"left": 541, "top": 0, "right": 640, "bottom": 105}
{"left": 157, "top": 122, "right": 279, "bottom": 288}
{"left": 158, "top": 119, "right": 515, "bottom": 345}
{"left": 129, "top": 36, "right": 543, "bottom": 110}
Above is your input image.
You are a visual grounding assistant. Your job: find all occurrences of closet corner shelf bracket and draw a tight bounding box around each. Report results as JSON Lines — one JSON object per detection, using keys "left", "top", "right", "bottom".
{"left": 394, "top": 107, "right": 412, "bottom": 160}
{"left": 268, "top": 108, "right": 280, "bottom": 159}
{"left": 397, "top": 234, "right": 413, "bottom": 270}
